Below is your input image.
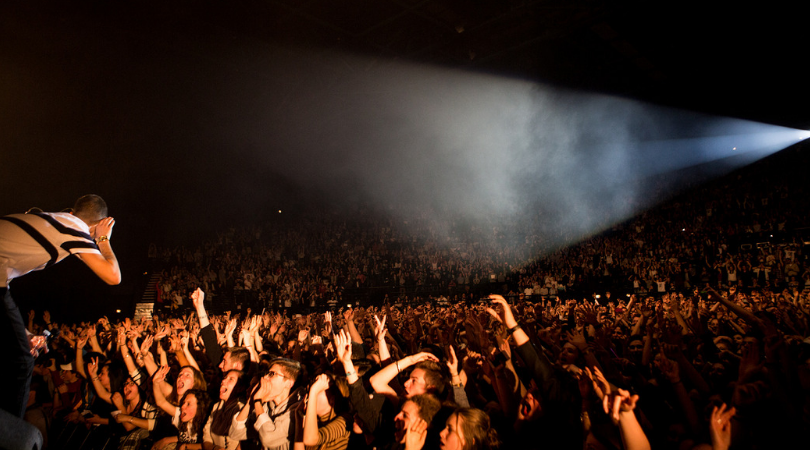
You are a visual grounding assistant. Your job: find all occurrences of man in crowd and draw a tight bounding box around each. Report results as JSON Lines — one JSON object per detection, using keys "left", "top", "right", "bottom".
{"left": 0, "top": 194, "right": 121, "bottom": 418}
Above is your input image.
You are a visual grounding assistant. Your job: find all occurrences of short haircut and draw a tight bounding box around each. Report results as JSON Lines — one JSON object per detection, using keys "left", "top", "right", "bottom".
{"left": 227, "top": 347, "right": 250, "bottom": 369}
{"left": 415, "top": 360, "right": 447, "bottom": 397}
{"left": 270, "top": 358, "right": 301, "bottom": 382}
{"left": 409, "top": 394, "right": 441, "bottom": 423}
{"left": 72, "top": 195, "right": 108, "bottom": 224}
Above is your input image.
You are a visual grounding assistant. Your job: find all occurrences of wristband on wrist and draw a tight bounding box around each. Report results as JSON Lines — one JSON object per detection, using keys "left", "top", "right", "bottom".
{"left": 96, "top": 235, "right": 109, "bottom": 244}
{"left": 507, "top": 324, "right": 522, "bottom": 334}
{"left": 345, "top": 370, "right": 357, "bottom": 378}
{"left": 395, "top": 361, "right": 401, "bottom": 373}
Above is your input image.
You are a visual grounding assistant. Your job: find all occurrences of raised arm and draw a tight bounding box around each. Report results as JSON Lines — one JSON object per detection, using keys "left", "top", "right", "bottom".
{"left": 181, "top": 332, "right": 201, "bottom": 371}
{"left": 152, "top": 366, "right": 178, "bottom": 416}
{"left": 373, "top": 314, "right": 391, "bottom": 364}
{"left": 75, "top": 334, "right": 89, "bottom": 379}
{"left": 370, "top": 351, "right": 439, "bottom": 403}
{"left": 87, "top": 357, "right": 113, "bottom": 404}
{"left": 343, "top": 309, "right": 363, "bottom": 345}
{"left": 604, "top": 389, "right": 651, "bottom": 450}
{"left": 75, "top": 217, "right": 122, "bottom": 285}
{"left": 303, "top": 374, "right": 330, "bottom": 446}
{"left": 707, "top": 286, "right": 760, "bottom": 327}
{"left": 87, "top": 324, "right": 103, "bottom": 355}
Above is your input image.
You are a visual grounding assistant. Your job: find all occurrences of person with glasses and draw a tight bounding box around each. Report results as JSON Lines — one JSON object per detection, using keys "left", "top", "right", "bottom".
{"left": 229, "top": 359, "right": 303, "bottom": 450}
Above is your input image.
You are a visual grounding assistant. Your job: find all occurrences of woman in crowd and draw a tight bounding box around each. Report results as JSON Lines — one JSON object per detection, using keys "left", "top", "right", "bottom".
{"left": 111, "top": 376, "right": 159, "bottom": 450}
{"left": 302, "top": 373, "right": 351, "bottom": 450}
{"left": 152, "top": 365, "right": 211, "bottom": 450}
{"left": 439, "top": 408, "right": 499, "bottom": 450}
{"left": 202, "top": 369, "right": 246, "bottom": 450}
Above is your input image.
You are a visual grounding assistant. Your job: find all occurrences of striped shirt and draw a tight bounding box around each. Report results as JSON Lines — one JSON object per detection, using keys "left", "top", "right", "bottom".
{"left": 305, "top": 414, "right": 349, "bottom": 450}
{"left": 0, "top": 212, "right": 100, "bottom": 287}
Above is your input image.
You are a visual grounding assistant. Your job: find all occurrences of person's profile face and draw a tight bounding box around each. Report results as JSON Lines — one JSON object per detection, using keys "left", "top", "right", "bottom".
{"left": 439, "top": 413, "right": 465, "bottom": 450}
{"left": 404, "top": 368, "right": 428, "bottom": 398}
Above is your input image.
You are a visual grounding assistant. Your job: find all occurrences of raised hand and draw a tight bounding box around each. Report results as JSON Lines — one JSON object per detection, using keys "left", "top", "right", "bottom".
{"left": 323, "top": 311, "right": 332, "bottom": 335}
{"left": 588, "top": 366, "right": 611, "bottom": 400}
{"left": 76, "top": 334, "right": 88, "bottom": 349}
{"left": 580, "top": 303, "right": 599, "bottom": 325}
{"left": 334, "top": 329, "right": 353, "bottom": 365}
{"left": 602, "top": 388, "right": 639, "bottom": 425}
{"left": 343, "top": 308, "right": 354, "bottom": 323}
{"left": 490, "top": 294, "right": 517, "bottom": 326}
{"left": 710, "top": 403, "right": 736, "bottom": 450}
{"left": 409, "top": 352, "right": 440, "bottom": 365}
{"left": 226, "top": 318, "right": 237, "bottom": 334}
{"left": 309, "top": 373, "right": 331, "bottom": 395}
{"left": 565, "top": 329, "right": 588, "bottom": 351}
{"left": 140, "top": 335, "right": 154, "bottom": 355}
{"left": 373, "top": 314, "right": 387, "bottom": 341}
{"left": 190, "top": 288, "right": 205, "bottom": 310}
{"left": 152, "top": 365, "right": 169, "bottom": 383}
{"left": 87, "top": 356, "right": 100, "bottom": 378}
{"left": 446, "top": 345, "right": 460, "bottom": 376}
{"left": 155, "top": 325, "right": 169, "bottom": 341}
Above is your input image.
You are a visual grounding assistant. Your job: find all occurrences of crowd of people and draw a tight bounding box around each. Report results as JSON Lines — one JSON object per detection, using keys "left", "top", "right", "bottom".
{"left": 23, "top": 275, "right": 810, "bottom": 450}
{"left": 7, "top": 152, "right": 810, "bottom": 450}
{"left": 149, "top": 157, "right": 809, "bottom": 315}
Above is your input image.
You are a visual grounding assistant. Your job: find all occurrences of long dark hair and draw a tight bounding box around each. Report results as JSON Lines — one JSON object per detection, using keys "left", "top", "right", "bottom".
{"left": 180, "top": 389, "right": 210, "bottom": 438}
{"left": 211, "top": 370, "right": 247, "bottom": 436}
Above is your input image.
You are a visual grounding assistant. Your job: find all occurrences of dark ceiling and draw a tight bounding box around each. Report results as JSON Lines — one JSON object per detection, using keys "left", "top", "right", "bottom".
{"left": 108, "top": 0, "right": 810, "bottom": 128}
{"left": 5, "top": 1, "right": 807, "bottom": 128}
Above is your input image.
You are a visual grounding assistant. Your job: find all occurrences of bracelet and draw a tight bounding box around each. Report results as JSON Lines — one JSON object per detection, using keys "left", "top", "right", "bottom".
{"left": 345, "top": 370, "right": 356, "bottom": 378}
{"left": 199, "top": 314, "right": 208, "bottom": 320}
{"left": 507, "top": 324, "right": 522, "bottom": 334}
{"left": 96, "top": 235, "right": 109, "bottom": 244}
{"left": 92, "top": 376, "right": 100, "bottom": 381}
{"left": 395, "top": 361, "right": 401, "bottom": 373}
